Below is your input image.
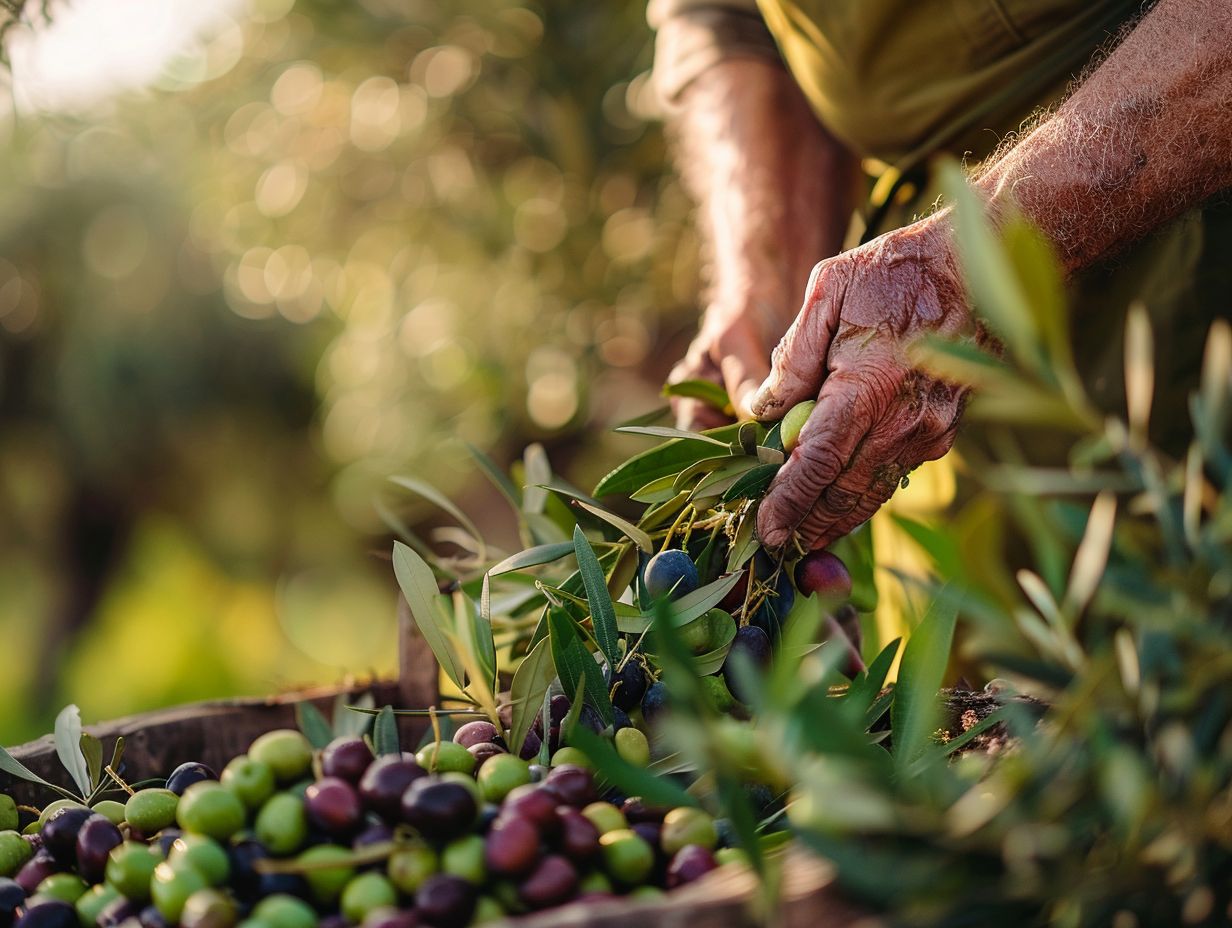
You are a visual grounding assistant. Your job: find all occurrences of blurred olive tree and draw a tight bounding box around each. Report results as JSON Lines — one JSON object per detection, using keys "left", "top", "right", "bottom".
{"left": 0, "top": 0, "right": 703, "bottom": 742}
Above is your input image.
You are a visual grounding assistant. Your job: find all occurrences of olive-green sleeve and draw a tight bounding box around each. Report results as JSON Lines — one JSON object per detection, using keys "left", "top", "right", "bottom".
{"left": 647, "top": 0, "right": 783, "bottom": 107}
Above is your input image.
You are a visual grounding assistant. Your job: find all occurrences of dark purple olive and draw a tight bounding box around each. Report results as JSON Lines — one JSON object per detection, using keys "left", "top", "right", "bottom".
{"left": 518, "top": 855, "right": 577, "bottom": 909}
{"left": 621, "top": 798, "right": 668, "bottom": 823}
{"left": 484, "top": 817, "right": 539, "bottom": 877}
{"left": 75, "top": 815, "right": 122, "bottom": 883}
{"left": 14, "top": 853, "right": 56, "bottom": 896}
{"left": 548, "top": 695, "right": 571, "bottom": 726}
{"left": 255, "top": 871, "right": 309, "bottom": 900}
{"left": 667, "top": 845, "right": 718, "bottom": 888}
{"left": 305, "top": 777, "right": 363, "bottom": 837}
{"left": 611, "top": 708, "right": 633, "bottom": 732}
{"left": 137, "top": 905, "right": 170, "bottom": 928}
{"left": 631, "top": 821, "right": 663, "bottom": 854}
{"left": 542, "top": 766, "right": 595, "bottom": 808}
{"left": 352, "top": 820, "right": 394, "bottom": 850}
{"left": 576, "top": 706, "right": 604, "bottom": 736}
{"left": 415, "top": 874, "right": 474, "bottom": 928}
{"left": 359, "top": 757, "right": 427, "bottom": 820}
{"left": 555, "top": 808, "right": 599, "bottom": 861}
{"left": 452, "top": 721, "right": 499, "bottom": 749}
{"left": 722, "top": 625, "right": 772, "bottom": 703}
{"left": 518, "top": 731, "right": 542, "bottom": 762}
{"left": 362, "top": 909, "right": 419, "bottom": 928}
{"left": 610, "top": 662, "right": 647, "bottom": 712}
{"left": 14, "top": 900, "right": 75, "bottom": 928}
{"left": 400, "top": 781, "right": 477, "bottom": 843}
{"left": 227, "top": 838, "right": 268, "bottom": 900}
{"left": 96, "top": 899, "right": 139, "bottom": 928}
{"left": 40, "top": 807, "right": 94, "bottom": 867}
{"left": 640, "top": 682, "right": 670, "bottom": 726}
{"left": 152, "top": 829, "right": 183, "bottom": 859}
{"left": 466, "top": 743, "right": 506, "bottom": 770}
{"left": 0, "top": 878, "right": 23, "bottom": 928}
{"left": 164, "top": 762, "right": 217, "bottom": 796}
{"left": 321, "top": 737, "right": 375, "bottom": 784}
{"left": 501, "top": 787, "right": 559, "bottom": 836}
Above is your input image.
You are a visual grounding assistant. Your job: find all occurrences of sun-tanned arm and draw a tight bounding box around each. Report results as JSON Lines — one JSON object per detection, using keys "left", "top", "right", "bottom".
{"left": 750, "top": 0, "right": 1232, "bottom": 551}
{"left": 666, "top": 56, "right": 860, "bottom": 428}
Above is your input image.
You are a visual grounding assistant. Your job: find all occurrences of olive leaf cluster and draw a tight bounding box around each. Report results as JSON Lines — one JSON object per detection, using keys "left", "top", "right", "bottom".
{"left": 661, "top": 162, "right": 1232, "bottom": 926}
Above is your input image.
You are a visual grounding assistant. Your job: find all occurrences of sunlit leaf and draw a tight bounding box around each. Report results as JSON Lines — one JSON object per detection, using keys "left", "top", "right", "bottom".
{"left": 488, "top": 542, "right": 576, "bottom": 576}
{"left": 392, "top": 541, "right": 466, "bottom": 690}
{"left": 79, "top": 734, "right": 103, "bottom": 793}
{"left": 54, "top": 705, "right": 91, "bottom": 798}
{"left": 547, "top": 608, "right": 613, "bottom": 725}
{"left": 571, "top": 499, "right": 653, "bottom": 553}
{"left": 593, "top": 424, "right": 743, "bottom": 497}
{"left": 507, "top": 637, "right": 555, "bottom": 755}
{"left": 661, "top": 379, "right": 733, "bottom": 415}
{"left": 614, "top": 426, "right": 732, "bottom": 447}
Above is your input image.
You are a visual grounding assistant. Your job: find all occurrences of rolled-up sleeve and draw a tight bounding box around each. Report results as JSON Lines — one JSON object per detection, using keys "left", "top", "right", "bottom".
{"left": 648, "top": 0, "right": 782, "bottom": 107}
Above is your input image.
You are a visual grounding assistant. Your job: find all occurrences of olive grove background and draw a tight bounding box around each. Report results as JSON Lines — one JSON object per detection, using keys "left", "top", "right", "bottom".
{"left": 0, "top": 0, "right": 707, "bottom": 743}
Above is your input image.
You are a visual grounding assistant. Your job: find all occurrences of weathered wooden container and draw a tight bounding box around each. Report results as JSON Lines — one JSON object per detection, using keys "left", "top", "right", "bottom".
{"left": 2, "top": 600, "right": 878, "bottom": 927}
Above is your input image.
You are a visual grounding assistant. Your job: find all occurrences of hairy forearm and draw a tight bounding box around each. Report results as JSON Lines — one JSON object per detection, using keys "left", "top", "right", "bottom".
{"left": 673, "top": 58, "right": 859, "bottom": 320}
{"left": 975, "top": 0, "right": 1232, "bottom": 273}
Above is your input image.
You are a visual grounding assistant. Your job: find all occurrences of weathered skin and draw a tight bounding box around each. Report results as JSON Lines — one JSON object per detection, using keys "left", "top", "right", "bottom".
{"left": 668, "top": 0, "right": 1232, "bottom": 551}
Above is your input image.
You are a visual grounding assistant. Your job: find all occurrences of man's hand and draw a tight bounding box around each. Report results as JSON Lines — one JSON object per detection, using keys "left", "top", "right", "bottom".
{"left": 751, "top": 215, "right": 972, "bottom": 551}
{"left": 669, "top": 300, "right": 785, "bottom": 429}
{"left": 662, "top": 57, "right": 860, "bottom": 430}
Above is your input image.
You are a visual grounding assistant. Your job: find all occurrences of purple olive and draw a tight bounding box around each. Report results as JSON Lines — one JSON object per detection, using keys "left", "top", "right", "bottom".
{"left": 666, "top": 845, "right": 718, "bottom": 888}
{"left": 321, "top": 737, "right": 375, "bottom": 784}
{"left": 164, "top": 763, "right": 217, "bottom": 796}
{"left": 466, "top": 743, "right": 506, "bottom": 771}
{"left": 542, "top": 766, "right": 595, "bottom": 808}
{"left": 400, "top": 780, "right": 477, "bottom": 843}
{"left": 483, "top": 817, "right": 539, "bottom": 877}
{"left": 518, "top": 855, "right": 577, "bottom": 909}
{"left": 40, "top": 807, "right": 94, "bottom": 868}
{"left": 452, "top": 721, "right": 499, "bottom": 749}
{"left": 305, "top": 777, "right": 363, "bottom": 837}
{"left": 415, "top": 875, "right": 474, "bottom": 928}
{"left": 75, "top": 816, "right": 122, "bottom": 884}
{"left": 555, "top": 808, "right": 599, "bottom": 862}
{"left": 359, "top": 757, "right": 427, "bottom": 820}
{"left": 501, "top": 787, "right": 560, "bottom": 837}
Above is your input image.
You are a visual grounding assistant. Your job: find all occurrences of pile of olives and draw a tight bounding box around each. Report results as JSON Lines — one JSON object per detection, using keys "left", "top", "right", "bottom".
{"left": 0, "top": 728, "right": 747, "bottom": 928}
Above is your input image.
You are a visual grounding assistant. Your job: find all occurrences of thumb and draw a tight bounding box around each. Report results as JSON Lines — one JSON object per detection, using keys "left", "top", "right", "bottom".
{"left": 749, "top": 261, "right": 842, "bottom": 420}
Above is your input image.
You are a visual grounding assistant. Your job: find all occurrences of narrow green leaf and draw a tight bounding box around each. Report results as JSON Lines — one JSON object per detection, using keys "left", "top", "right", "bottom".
{"left": 593, "top": 424, "right": 744, "bottom": 497}
{"left": 617, "top": 570, "right": 746, "bottom": 634}
{"left": 391, "top": 541, "right": 467, "bottom": 690}
{"left": 672, "top": 455, "right": 737, "bottom": 492}
{"left": 630, "top": 475, "right": 682, "bottom": 504}
{"left": 689, "top": 619, "right": 738, "bottom": 675}
{"left": 890, "top": 590, "right": 959, "bottom": 773}
{"left": 572, "top": 500, "right": 654, "bottom": 553}
{"left": 456, "top": 590, "right": 498, "bottom": 696}
{"left": 508, "top": 638, "right": 556, "bottom": 755}
{"left": 55, "top": 705, "right": 91, "bottom": 798}
{"left": 843, "top": 638, "right": 901, "bottom": 722}
{"left": 661, "top": 379, "right": 733, "bottom": 414}
{"left": 614, "top": 426, "right": 733, "bottom": 447}
{"left": 573, "top": 728, "right": 699, "bottom": 809}
{"left": 79, "top": 734, "right": 103, "bottom": 792}
{"left": 522, "top": 443, "right": 551, "bottom": 515}
{"left": 465, "top": 442, "right": 522, "bottom": 511}
{"left": 726, "top": 506, "right": 760, "bottom": 572}
{"left": 373, "top": 706, "right": 400, "bottom": 756}
{"left": 573, "top": 526, "right": 620, "bottom": 667}
{"left": 488, "top": 542, "right": 576, "bottom": 576}
{"left": 722, "top": 463, "right": 779, "bottom": 502}
{"left": 336, "top": 692, "right": 375, "bottom": 738}
{"left": 296, "top": 702, "right": 335, "bottom": 750}
{"left": 547, "top": 608, "right": 613, "bottom": 725}
{"left": 389, "top": 475, "right": 485, "bottom": 560}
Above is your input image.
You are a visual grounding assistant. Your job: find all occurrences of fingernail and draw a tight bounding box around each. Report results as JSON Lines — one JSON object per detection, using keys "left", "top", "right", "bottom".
{"left": 749, "top": 382, "right": 773, "bottom": 415}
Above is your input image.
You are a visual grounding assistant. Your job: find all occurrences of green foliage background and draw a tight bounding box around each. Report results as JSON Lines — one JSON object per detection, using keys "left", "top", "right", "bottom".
{"left": 0, "top": 0, "right": 703, "bottom": 743}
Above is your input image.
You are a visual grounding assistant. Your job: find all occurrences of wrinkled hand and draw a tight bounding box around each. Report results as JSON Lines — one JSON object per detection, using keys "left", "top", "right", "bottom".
{"left": 751, "top": 214, "right": 973, "bottom": 551}
{"left": 669, "top": 300, "right": 793, "bottom": 430}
